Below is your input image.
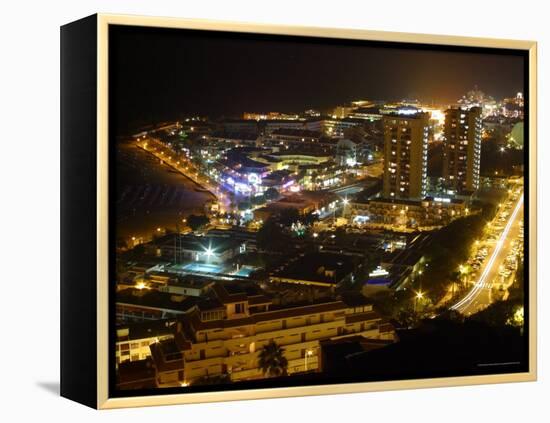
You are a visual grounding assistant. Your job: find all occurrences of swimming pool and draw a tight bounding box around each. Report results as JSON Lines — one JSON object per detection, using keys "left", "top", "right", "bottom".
{"left": 179, "top": 263, "right": 225, "bottom": 274}
{"left": 231, "top": 266, "right": 258, "bottom": 277}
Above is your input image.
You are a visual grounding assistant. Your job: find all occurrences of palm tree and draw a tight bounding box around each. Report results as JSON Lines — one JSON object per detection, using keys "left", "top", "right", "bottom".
{"left": 258, "top": 340, "right": 288, "bottom": 377}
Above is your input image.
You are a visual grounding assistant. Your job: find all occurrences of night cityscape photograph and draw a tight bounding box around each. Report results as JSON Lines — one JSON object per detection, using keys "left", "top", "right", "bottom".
{"left": 110, "top": 25, "right": 528, "bottom": 393}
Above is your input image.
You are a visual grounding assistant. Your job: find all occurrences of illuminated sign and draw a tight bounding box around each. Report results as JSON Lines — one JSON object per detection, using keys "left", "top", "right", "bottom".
{"left": 397, "top": 107, "right": 419, "bottom": 116}
{"left": 234, "top": 183, "right": 251, "bottom": 194}
{"left": 247, "top": 173, "right": 261, "bottom": 185}
{"left": 434, "top": 197, "right": 451, "bottom": 203}
{"left": 369, "top": 266, "right": 389, "bottom": 278}
{"left": 353, "top": 215, "right": 370, "bottom": 224}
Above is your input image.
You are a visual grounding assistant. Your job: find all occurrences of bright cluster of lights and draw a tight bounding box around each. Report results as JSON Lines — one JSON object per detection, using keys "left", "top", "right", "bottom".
{"left": 451, "top": 193, "right": 524, "bottom": 311}
{"left": 369, "top": 266, "right": 389, "bottom": 278}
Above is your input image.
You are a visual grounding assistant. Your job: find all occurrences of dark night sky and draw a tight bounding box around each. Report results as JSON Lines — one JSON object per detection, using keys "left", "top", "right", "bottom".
{"left": 110, "top": 25, "right": 525, "bottom": 134}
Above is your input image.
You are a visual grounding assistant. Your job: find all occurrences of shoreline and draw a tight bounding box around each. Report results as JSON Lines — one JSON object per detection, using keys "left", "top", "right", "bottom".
{"left": 115, "top": 141, "right": 214, "bottom": 241}
{"left": 135, "top": 142, "right": 217, "bottom": 201}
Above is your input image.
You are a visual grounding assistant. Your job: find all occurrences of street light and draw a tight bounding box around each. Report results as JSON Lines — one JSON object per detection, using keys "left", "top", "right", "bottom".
{"left": 414, "top": 290, "right": 424, "bottom": 315}
{"left": 204, "top": 244, "right": 215, "bottom": 261}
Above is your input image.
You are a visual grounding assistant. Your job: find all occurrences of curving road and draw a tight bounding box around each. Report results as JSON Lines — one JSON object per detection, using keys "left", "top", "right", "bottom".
{"left": 450, "top": 191, "right": 524, "bottom": 315}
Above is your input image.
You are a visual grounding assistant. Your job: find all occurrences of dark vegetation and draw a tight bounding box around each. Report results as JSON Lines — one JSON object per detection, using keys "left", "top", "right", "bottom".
{"left": 186, "top": 214, "right": 210, "bottom": 231}
{"left": 417, "top": 214, "right": 487, "bottom": 302}
{"left": 481, "top": 139, "right": 524, "bottom": 176}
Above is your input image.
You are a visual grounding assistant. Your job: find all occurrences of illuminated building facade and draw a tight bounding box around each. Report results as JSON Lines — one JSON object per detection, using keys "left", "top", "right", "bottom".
{"left": 348, "top": 197, "right": 467, "bottom": 229}
{"left": 243, "top": 112, "right": 300, "bottom": 121}
{"left": 148, "top": 283, "right": 395, "bottom": 386}
{"left": 264, "top": 120, "right": 308, "bottom": 134}
{"left": 116, "top": 320, "right": 176, "bottom": 365}
{"left": 457, "top": 88, "right": 498, "bottom": 117}
{"left": 270, "top": 128, "right": 322, "bottom": 144}
{"left": 148, "top": 234, "right": 246, "bottom": 265}
{"left": 382, "top": 111, "right": 429, "bottom": 200}
{"left": 443, "top": 107, "right": 482, "bottom": 194}
{"left": 335, "top": 138, "right": 357, "bottom": 167}
{"left": 502, "top": 92, "right": 524, "bottom": 119}
{"left": 331, "top": 105, "right": 355, "bottom": 119}
{"left": 298, "top": 118, "right": 363, "bottom": 137}
{"left": 348, "top": 107, "right": 383, "bottom": 121}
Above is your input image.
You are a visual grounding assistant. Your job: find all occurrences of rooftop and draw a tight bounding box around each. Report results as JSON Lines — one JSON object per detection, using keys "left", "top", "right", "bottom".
{"left": 355, "top": 197, "right": 465, "bottom": 207}
{"left": 382, "top": 110, "right": 430, "bottom": 120}
{"left": 116, "top": 319, "right": 176, "bottom": 341}
{"left": 339, "top": 291, "right": 374, "bottom": 308}
{"left": 211, "top": 131, "right": 258, "bottom": 141}
{"left": 270, "top": 150, "right": 332, "bottom": 158}
{"left": 186, "top": 299, "right": 351, "bottom": 331}
{"left": 271, "top": 128, "right": 322, "bottom": 138}
{"left": 116, "top": 288, "right": 199, "bottom": 313}
{"left": 352, "top": 106, "right": 382, "bottom": 115}
{"left": 152, "top": 234, "right": 242, "bottom": 254}
{"left": 272, "top": 252, "right": 355, "bottom": 285}
{"left": 147, "top": 272, "right": 215, "bottom": 289}
{"left": 149, "top": 339, "right": 185, "bottom": 373}
{"left": 212, "top": 282, "right": 272, "bottom": 306}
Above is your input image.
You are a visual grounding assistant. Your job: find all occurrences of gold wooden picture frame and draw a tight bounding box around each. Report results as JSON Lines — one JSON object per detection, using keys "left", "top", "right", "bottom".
{"left": 60, "top": 13, "right": 537, "bottom": 409}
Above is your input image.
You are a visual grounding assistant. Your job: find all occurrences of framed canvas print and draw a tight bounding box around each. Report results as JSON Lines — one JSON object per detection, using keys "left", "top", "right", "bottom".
{"left": 60, "top": 14, "right": 537, "bottom": 409}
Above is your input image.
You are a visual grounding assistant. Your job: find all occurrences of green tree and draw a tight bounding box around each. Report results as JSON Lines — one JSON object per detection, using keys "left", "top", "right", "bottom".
{"left": 278, "top": 208, "right": 300, "bottom": 227}
{"left": 258, "top": 340, "right": 288, "bottom": 377}
{"left": 419, "top": 214, "right": 487, "bottom": 303}
{"left": 187, "top": 214, "right": 210, "bottom": 231}
{"left": 333, "top": 227, "right": 347, "bottom": 245}
{"left": 469, "top": 299, "right": 523, "bottom": 328}
{"left": 355, "top": 179, "right": 383, "bottom": 201}
{"left": 301, "top": 211, "right": 319, "bottom": 226}
{"left": 396, "top": 309, "right": 416, "bottom": 329}
{"left": 509, "top": 259, "right": 525, "bottom": 301}
{"left": 238, "top": 201, "right": 252, "bottom": 211}
{"left": 264, "top": 187, "right": 279, "bottom": 201}
{"left": 257, "top": 219, "right": 290, "bottom": 253}
{"left": 343, "top": 125, "right": 366, "bottom": 144}
{"left": 449, "top": 270, "right": 462, "bottom": 298}
{"left": 251, "top": 194, "right": 266, "bottom": 206}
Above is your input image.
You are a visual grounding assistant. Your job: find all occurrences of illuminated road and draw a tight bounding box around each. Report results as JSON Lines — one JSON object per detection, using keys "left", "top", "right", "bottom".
{"left": 450, "top": 191, "right": 524, "bottom": 315}
{"left": 137, "top": 138, "right": 233, "bottom": 212}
